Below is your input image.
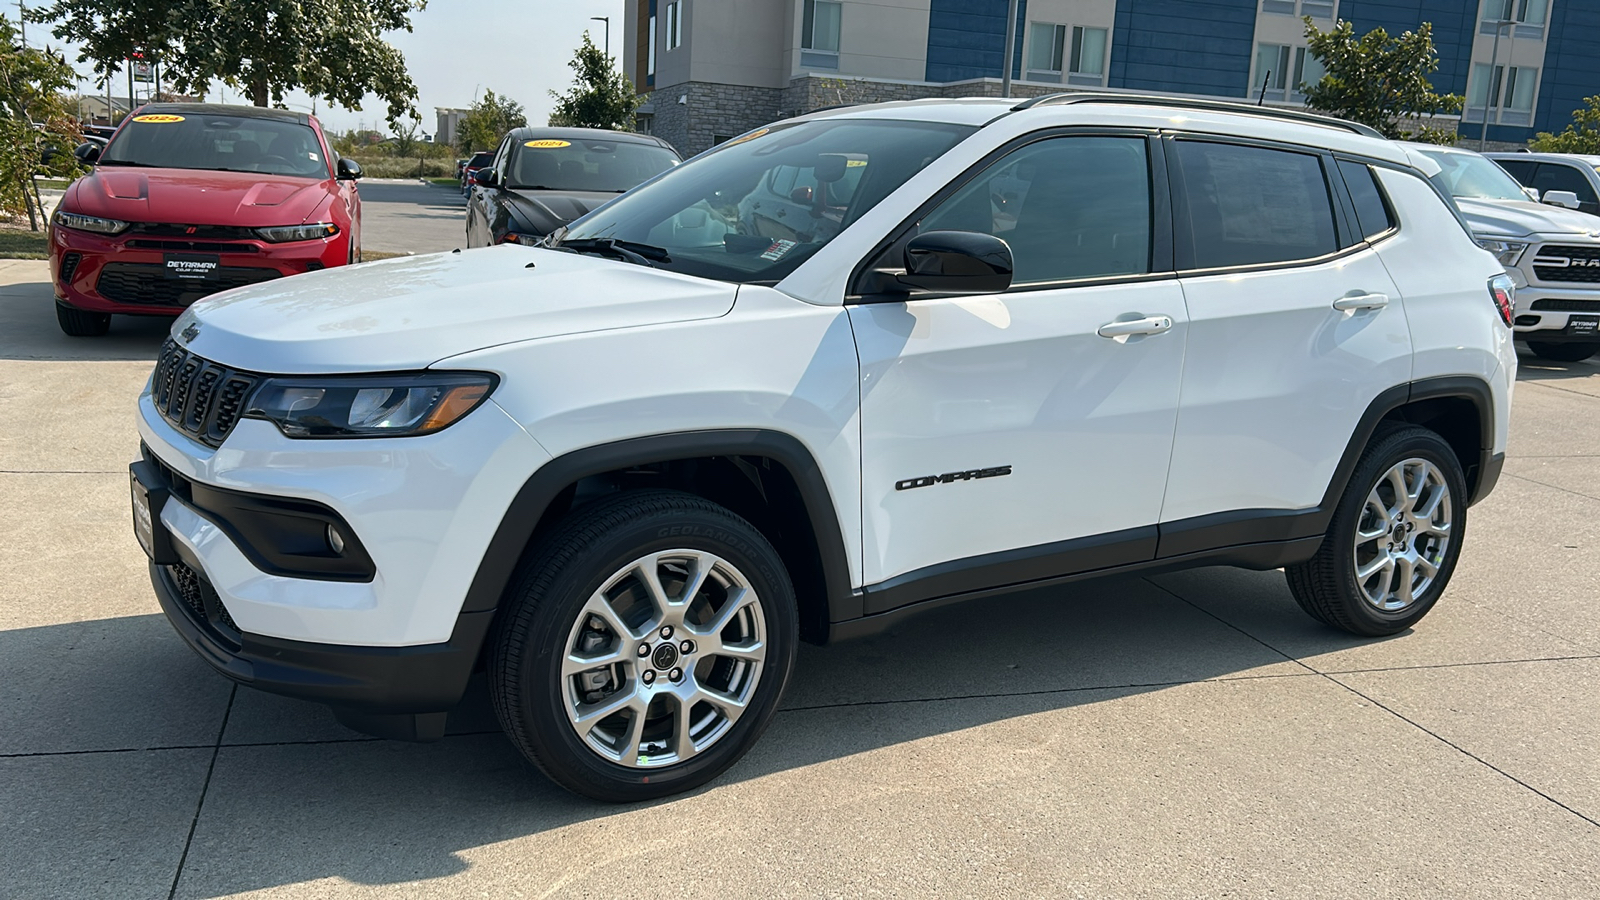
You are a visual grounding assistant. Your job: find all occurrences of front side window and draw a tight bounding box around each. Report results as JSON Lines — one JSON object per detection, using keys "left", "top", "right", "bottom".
{"left": 101, "top": 113, "right": 330, "bottom": 179}
{"left": 1174, "top": 140, "right": 1338, "bottom": 269}
{"left": 1411, "top": 147, "right": 1530, "bottom": 202}
{"left": 557, "top": 118, "right": 974, "bottom": 284}
{"left": 1530, "top": 164, "right": 1600, "bottom": 212}
{"left": 509, "top": 138, "right": 679, "bottom": 193}
{"left": 918, "top": 136, "right": 1152, "bottom": 284}
{"left": 803, "top": 0, "right": 841, "bottom": 52}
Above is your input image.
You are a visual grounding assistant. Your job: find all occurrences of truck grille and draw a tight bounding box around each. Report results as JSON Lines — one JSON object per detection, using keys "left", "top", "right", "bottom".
{"left": 152, "top": 339, "right": 262, "bottom": 447}
{"left": 97, "top": 262, "right": 280, "bottom": 307}
{"left": 1529, "top": 298, "right": 1600, "bottom": 313}
{"left": 1532, "top": 245, "right": 1600, "bottom": 284}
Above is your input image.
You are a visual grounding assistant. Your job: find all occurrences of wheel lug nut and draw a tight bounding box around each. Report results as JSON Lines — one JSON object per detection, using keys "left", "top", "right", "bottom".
{"left": 669, "top": 667, "right": 683, "bottom": 683}
{"left": 680, "top": 639, "right": 695, "bottom": 653}
{"left": 660, "top": 625, "right": 674, "bottom": 639}
{"left": 642, "top": 670, "right": 656, "bottom": 685}
{"left": 637, "top": 643, "right": 651, "bottom": 657}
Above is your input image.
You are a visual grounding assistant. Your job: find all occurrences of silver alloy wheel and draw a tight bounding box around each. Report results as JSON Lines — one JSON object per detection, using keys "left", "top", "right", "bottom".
{"left": 560, "top": 550, "right": 767, "bottom": 769}
{"left": 1352, "top": 457, "right": 1453, "bottom": 612}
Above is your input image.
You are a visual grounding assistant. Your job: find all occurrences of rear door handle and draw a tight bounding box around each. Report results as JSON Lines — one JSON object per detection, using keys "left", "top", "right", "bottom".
{"left": 1097, "top": 315, "right": 1174, "bottom": 339}
{"left": 1333, "top": 292, "right": 1390, "bottom": 311}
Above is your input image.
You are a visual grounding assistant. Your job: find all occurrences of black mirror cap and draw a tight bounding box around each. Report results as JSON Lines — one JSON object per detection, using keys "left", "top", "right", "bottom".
{"left": 72, "top": 142, "right": 101, "bottom": 164}
{"left": 899, "top": 230, "right": 1014, "bottom": 294}
{"left": 336, "top": 157, "right": 363, "bottom": 180}
{"left": 474, "top": 167, "right": 499, "bottom": 189}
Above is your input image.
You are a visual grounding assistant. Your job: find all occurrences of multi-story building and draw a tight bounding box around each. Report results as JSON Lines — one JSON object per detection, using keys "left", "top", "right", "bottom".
{"left": 622, "top": 0, "right": 1600, "bottom": 156}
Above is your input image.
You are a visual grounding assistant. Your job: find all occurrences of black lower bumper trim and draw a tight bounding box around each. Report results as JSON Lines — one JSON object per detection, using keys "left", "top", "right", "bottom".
{"left": 1473, "top": 451, "right": 1506, "bottom": 505}
{"left": 152, "top": 562, "right": 492, "bottom": 722}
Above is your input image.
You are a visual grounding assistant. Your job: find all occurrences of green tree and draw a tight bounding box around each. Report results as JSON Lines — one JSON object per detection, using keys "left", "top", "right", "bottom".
{"left": 32, "top": 0, "right": 424, "bottom": 126}
{"left": 389, "top": 117, "right": 421, "bottom": 157}
{"left": 1301, "top": 17, "right": 1463, "bottom": 143}
{"left": 547, "top": 33, "right": 639, "bottom": 130}
{"left": 1529, "top": 96, "right": 1600, "bottom": 153}
{"left": 0, "top": 16, "right": 82, "bottom": 228}
{"left": 456, "top": 89, "right": 525, "bottom": 154}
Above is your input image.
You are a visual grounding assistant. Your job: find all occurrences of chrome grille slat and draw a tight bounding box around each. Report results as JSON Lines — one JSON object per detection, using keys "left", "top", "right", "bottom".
{"left": 152, "top": 339, "right": 261, "bottom": 448}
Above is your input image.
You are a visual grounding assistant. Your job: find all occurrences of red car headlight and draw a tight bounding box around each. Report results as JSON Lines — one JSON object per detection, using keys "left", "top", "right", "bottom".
{"left": 256, "top": 222, "right": 340, "bottom": 243}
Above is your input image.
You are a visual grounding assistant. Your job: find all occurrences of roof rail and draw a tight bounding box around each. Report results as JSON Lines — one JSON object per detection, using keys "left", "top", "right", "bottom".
{"left": 1010, "top": 92, "right": 1386, "bottom": 140}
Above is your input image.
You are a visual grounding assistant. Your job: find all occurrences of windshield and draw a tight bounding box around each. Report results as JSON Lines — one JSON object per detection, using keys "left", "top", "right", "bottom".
{"left": 1414, "top": 148, "right": 1529, "bottom": 201}
{"left": 467, "top": 152, "right": 493, "bottom": 168}
{"left": 101, "top": 112, "right": 330, "bottom": 179}
{"left": 508, "top": 138, "right": 679, "bottom": 192}
{"left": 555, "top": 118, "right": 976, "bottom": 283}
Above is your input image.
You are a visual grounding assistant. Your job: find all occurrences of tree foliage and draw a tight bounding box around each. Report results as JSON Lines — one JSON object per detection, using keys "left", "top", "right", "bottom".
{"left": 31, "top": 0, "right": 424, "bottom": 126}
{"left": 547, "top": 33, "right": 639, "bottom": 130}
{"left": 456, "top": 89, "right": 525, "bottom": 154}
{"left": 0, "top": 15, "right": 81, "bottom": 227}
{"left": 1529, "top": 96, "right": 1600, "bottom": 154}
{"left": 1301, "top": 17, "right": 1463, "bottom": 143}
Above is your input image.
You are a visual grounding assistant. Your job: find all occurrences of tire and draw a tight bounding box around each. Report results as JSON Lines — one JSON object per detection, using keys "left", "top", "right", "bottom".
{"left": 1528, "top": 341, "right": 1599, "bottom": 363}
{"left": 1286, "top": 425, "right": 1468, "bottom": 636}
{"left": 489, "top": 489, "right": 798, "bottom": 802}
{"left": 55, "top": 302, "right": 110, "bottom": 337}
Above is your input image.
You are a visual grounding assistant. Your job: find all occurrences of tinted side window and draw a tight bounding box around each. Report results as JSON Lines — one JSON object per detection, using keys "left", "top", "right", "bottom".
{"left": 1531, "top": 163, "right": 1600, "bottom": 214}
{"left": 1174, "top": 140, "right": 1337, "bottom": 269}
{"left": 1337, "top": 160, "right": 1396, "bottom": 241}
{"left": 920, "top": 136, "right": 1151, "bottom": 283}
{"left": 1495, "top": 158, "right": 1537, "bottom": 184}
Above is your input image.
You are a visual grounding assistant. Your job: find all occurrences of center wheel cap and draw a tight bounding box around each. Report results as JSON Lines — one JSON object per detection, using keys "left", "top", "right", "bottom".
{"left": 652, "top": 643, "right": 680, "bottom": 671}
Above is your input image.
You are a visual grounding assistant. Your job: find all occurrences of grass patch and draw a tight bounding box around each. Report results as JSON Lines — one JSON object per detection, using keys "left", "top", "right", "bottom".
{"left": 427, "top": 177, "right": 459, "bottom": 187}
{"left": 33, "top": 178, "right": 69, "bottom": 190}
{"left": 0, "top": 227, "right": 49, "bottom": 258}
{"left": 360, "top": 250, "right": 411, "bottom": 262}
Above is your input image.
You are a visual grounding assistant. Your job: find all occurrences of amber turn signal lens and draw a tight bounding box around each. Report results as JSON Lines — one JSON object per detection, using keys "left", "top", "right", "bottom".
{"left": 420, "top": 383, "right": 491, "bottom": 432}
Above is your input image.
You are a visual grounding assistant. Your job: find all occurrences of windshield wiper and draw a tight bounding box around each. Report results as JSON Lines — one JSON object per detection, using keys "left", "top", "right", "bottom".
{"left": 556, "top": 237, "right": 671, "bottom": 267}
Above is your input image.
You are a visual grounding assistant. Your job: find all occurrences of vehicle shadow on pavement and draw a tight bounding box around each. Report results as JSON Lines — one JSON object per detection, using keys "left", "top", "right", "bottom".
{"left": 1515, "top": 349, "right": 1600, "bottom": 383}
{"left": 5, "top": 568, "right": 1399, "bottom": 894}
{"left": 0, "top": 276, "right": 170, "bottom": 361}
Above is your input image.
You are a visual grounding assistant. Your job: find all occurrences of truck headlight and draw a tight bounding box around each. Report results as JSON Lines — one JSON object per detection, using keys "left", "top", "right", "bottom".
{"left": 256, "top": 222, "right": 340, "bottom": 243}
{"left": 244, "top": 372, "right": 497, "bottom": 438}
{"left": 1475, "top": 237, "right": 1529, "bottom": 267}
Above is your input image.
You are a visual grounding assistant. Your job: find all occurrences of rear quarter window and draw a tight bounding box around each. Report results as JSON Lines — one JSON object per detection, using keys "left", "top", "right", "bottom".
{"left": 1337, "top": 160, "right": 1397, "bottom": 241}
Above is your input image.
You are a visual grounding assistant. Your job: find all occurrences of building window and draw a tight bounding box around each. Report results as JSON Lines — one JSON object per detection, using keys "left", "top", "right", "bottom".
{"left": 1292, "top": 47, "right": 1325, "bottom": 97}
{"left": 1263, "top": 0, "right": 1334, "bottom": 18}
{"left": 1481, "top": 0, "right": 1547, "bottom": 38}
{"left": 1027, "top": 22, "right": 1104, "bottom": 85}
{"left": 665, "top": 2, "right": 681, "bottom": 50}
{"left": 1069, "top": 26, "right": 1107, "bottom": 77}
{"left": 1468, "top": 63, "right": 1539, "bottom": 126}
{"left": 1255, "top": 43, "right": 1291, "bottom": 93}
{"left": 803, "top": 0, "right": 841, "bottom": 53}
{"left": 647, "top": 9, "right": 657, "bottom": 78}
{"left": 1027, "top": 22, "right": 1065, "bottom": 73}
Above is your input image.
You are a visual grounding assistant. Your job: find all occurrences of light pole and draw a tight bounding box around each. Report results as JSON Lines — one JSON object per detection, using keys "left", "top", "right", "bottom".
{"left": 1477, "top": 17, "right": 1517, "bottom": 151}
{"left": 591, "top": 16, "right": 610, "bottom": 58}
{"left": 1000, "top": 0, "right": 1019, "bottom": 98}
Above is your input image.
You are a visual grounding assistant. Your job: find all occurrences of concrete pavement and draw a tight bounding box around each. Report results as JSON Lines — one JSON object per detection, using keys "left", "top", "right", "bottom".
{"left": 356, "top": 179, "right": 467, "bottom": 256}
{"left": 2, "top": 259, "right": 1598, "bottom": 897}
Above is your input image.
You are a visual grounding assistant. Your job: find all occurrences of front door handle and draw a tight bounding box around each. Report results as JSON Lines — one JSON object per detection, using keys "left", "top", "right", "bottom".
{"left": 1333, "top": 292, "right": 1390, "bottom": 311}
{"left": 1097, "top": 315, "right": 1174, "bottom": 339}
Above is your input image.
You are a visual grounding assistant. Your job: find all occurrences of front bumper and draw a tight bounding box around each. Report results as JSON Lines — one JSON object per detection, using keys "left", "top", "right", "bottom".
{"left": 1508, "top": 281, "right": 1600, "bottom": 343}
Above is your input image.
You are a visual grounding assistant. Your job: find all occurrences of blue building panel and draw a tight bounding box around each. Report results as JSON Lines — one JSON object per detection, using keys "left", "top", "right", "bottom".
{"left": 1532, "top": 0, "right": 1600, "bottom": 140}
{"left": 1109, "top": 0, "right": 1258, "bottom": 98}
{"left": 925, "top": 0, "right": 1027, "bottom": 83}
{"left": 1337, "top": 1, "right": 1477, "bottom": 99}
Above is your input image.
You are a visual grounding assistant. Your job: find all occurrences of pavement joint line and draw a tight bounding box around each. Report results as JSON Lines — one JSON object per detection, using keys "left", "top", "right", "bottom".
{"left": 0, "top": 469, "right": 123, "bottom": 475}
{"left": 1457, "top": 594, "right": 1600, "bottom": 656}
{"left": 1502, "top": 471, "right": 1600, "bottom": 505}
{"left": 774, "top": 670, "right": 1319, "bottom": 714}
{"left": 167, "top": 684, "right": 235, "bottom": 900}
{"left": 1319, "top": 654, "right": 1600, "bottom": 676}
{"left": 1519, "top": 379, "right": 1600, "bottom": 401}
{"left": 1143, "top": 577, "right": 1600, "bottom": 831}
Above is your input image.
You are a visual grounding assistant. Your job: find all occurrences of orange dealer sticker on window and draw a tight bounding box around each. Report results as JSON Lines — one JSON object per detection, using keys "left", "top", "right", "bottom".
{"left": 131, "top": 114, "right": 185, "bottom": 123}
{"left": 524, "top": 139, "right": 572, "bottom": 148}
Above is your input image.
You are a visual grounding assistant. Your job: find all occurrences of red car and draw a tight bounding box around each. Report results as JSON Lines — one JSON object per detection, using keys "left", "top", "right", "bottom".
{"left": 50, "top": 103, "right": 362, "bottom": 336}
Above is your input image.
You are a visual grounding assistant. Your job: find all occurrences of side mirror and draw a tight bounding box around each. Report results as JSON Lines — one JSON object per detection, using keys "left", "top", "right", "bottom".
{"left": 474, "top": 167, "right": 499, "bottom": 189}
{"left": 1542, "top": 189, "right": 1581, "bottom": 210}
{"left": 898, "top": 230, "right": 1013, "bottom": 294}
{"left": 73, "top": 142, "right": 101, "bottom": 165}
{"left": 1523, "top": 186, "right": 1541, "bottom": 202}
{"left": 336, "top": 157, "right": 363, "bottom": 180}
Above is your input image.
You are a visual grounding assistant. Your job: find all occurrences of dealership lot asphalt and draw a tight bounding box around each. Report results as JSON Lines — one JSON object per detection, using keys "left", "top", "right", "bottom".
{"left": 357, "top": 179, "right": 468, "bottom": 257}
{"left": 2, "top": 252, "right": 1599, "bottom": 896}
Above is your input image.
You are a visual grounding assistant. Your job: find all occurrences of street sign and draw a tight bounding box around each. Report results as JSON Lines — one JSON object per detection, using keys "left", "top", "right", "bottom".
{"left": 132, "top": 60, "right": 153, "bottom": 83}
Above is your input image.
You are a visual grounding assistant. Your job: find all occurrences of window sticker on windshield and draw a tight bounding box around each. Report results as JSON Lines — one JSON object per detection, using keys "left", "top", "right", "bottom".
{"left": 525, "top": 139, "right": 572, "bottom": 149}
{"left": 724, "top": 128, "right": 768, "bottom": 147}
{"left": 846, "top": 159, "right": 867, "bottom": 167}
{"left": 759, "top": 239, "right": 797, "bottom": 261}
{"left": 132, "top": 114, "right": 184, "bottom": 124}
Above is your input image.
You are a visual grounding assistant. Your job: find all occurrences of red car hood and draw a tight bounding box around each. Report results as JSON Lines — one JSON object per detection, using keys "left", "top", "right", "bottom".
{"left": 67, "top": 167, "right": 334, "bottom": 227}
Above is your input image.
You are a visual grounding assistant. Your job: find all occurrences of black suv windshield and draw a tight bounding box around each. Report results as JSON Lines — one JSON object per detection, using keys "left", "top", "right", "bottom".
{"left": 555, "top": 118, "right": 976, "bottom": 283}
{"left": 1414, "top": 147, "right": 1529, "bottom": 202}
{"left": 101, "top": 112, "right": 331, "bottom": 179}
{"left": 508, "top": 138, "right": 679, "bottom": 192}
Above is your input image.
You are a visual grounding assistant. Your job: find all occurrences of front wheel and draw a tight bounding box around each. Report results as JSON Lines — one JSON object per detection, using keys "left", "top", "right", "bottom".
{"left": 1528, "top": 341, "right": 1599, "bottom": 363}
{"left": 1286, "top": 426, "right": 1467, "bottom": 636}
{"left": 489, "top": 490, "right": 798, "bottom": 802}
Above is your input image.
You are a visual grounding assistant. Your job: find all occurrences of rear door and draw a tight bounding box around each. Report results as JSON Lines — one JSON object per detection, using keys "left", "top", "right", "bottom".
{"left": 1159, "top": 137, "right": 1411, "bottom": 553}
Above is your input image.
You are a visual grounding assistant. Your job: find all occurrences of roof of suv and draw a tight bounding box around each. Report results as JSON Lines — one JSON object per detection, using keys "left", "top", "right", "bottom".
{"left": 803, "top": 94, "right": 1408, "bottom": 164}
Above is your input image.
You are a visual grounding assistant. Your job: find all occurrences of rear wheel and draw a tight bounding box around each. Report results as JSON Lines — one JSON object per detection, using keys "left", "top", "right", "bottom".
{"left": 1286, "top": 426, "right": 1467, "bottom": 636}
{"left": 1528, "top": 341, "right": 1599, "bottom": 362}
{"left": 489, "top": 490, "right": 797, "bottom": 802}
{"left": 55, "top": 302, "right": 110, "bottom": 337}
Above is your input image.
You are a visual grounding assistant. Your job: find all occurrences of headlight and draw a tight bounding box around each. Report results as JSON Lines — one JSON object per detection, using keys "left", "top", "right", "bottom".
{"left": 244, "top": 372, "right": 496, "bottom": 438}
{"left": 1476, "top": 237, "right": 1530, "bottom": 267}
{"left": 256, "top": 222, "right": 340, "bottom": 243}
{"left": 54, "top": 211, "right": 130, "bottom": 235}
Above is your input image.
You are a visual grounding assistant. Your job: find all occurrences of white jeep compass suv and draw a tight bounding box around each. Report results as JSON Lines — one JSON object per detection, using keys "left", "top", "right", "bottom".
{"left": 132, "top": 95, "right": 1517, "bottom": 801}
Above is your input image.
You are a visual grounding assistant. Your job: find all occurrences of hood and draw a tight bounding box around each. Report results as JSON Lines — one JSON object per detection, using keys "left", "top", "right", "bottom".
{"left": 174, "top": 245, "right": 737, "bottom": 373}
{"left": 67, "top": 167, "right": 334, "bottom": 227}
{"left": 505, "top": 189, "right": 618, "bottom": 234}
{"left": 1454, "top": 197, "right": 1600, "bottom": 240}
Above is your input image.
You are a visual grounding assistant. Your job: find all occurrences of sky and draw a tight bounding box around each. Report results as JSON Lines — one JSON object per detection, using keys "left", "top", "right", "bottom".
{"left": 37, "top": 0, "right": 628, "bottom": 137}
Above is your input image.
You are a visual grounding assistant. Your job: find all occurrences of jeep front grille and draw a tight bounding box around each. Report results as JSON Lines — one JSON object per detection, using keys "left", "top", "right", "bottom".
{"left": 1532, "top": 245, "right": 1600, "bottom": 284}
{"left": 152, "top": 339, "right": 261, "bottom": 448}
